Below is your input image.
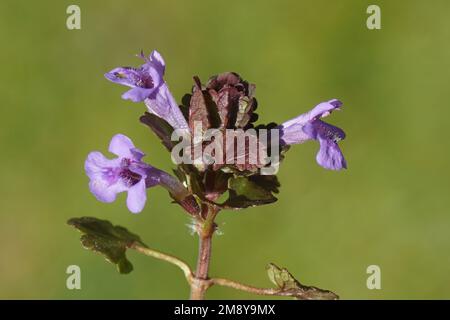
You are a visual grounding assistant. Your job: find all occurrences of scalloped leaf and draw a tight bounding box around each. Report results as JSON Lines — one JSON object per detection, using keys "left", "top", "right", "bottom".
{"left": 266, "top": 263, "right": 339, "bottom": 300}
{"left": 68, "top": 217, "right": 145, "bottom": 274}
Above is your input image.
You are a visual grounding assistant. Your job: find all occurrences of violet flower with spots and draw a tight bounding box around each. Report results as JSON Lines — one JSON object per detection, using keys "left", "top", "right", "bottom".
{"left": 105, "top": 50, "right": 188, "bottom": 130}
{"left": 85, "top": 134, "right": 189, "bottom": 213}
{"left": 279, "top": 99, "right": 347, "bottom": 170}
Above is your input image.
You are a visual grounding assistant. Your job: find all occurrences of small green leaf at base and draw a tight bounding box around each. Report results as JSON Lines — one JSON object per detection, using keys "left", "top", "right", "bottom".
{"left": 68, "top": 217, "right": 146, "bottom": 274}
{"left": 223, "top": 176, "right": 278, "bottom": 209}
{"left": 266, "top": 263, "right": 339, "bottom": 300}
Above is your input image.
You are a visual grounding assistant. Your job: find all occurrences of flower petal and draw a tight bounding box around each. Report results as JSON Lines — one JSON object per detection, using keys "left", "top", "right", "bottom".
{"left": 89, "top": 178, "right": 127, "bottom": 203}
{"left": 85, "top": 151, "right": 127, "bottom": 202}
{"left": 85, "top": 151, "right": 120, "bottom": 180}
{"left": 303, "top": 120, "right": 347, "bottom": 170}
{"left": 130, "top": 148, "right": 145, "bottom": 161}
{"left": 104, "top": 67, "right": 144, "bottom": 88}
{"left": 308, "top": 99, "right": 342, "bottom": 120}
{"left": 126, "top": 179, "right": 147, "bottom": 213}
{"left": 303, "top": 119, "right": 346, "bottom": 142}
{"left": 105, "top": 54, "right": 160, "bottom": 102}
{"left": 279, "top": 122, "right": 311, "bottom": 145}
{"left": 122, "top": 87, "right": 154, "bottom": 102}
{"left": 280, "top": 99, "right": 342, "bottom": 132}
{"left": 280, "top": 100, "right": 343, "bottom": 146}
{"left": 149, "top": 50, "right": 165, "bottom": 76}
{"left": 144, "top": 83, "right": 189, "bottom": 129}
{"left": 105, "top": 50, "right": 188, "bottom": 129}
{"left": 108, "top": 134, "right": 145, "bottom": 160}
{"left": 128, "top": 162, "right": 153, "bottom": 180}
{"left": 316, "top": 137, "right": 347, "bottom": 170}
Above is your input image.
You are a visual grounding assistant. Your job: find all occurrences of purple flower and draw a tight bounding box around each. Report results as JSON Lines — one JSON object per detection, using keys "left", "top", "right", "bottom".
{"left": 105, "top": 50, "right": 188, "bottom": 130}
{"left": 279, "top": 99, "right": 347, "bottom": 170}
{"left": 85, "top": 134, "right": 189, "bottom": 213}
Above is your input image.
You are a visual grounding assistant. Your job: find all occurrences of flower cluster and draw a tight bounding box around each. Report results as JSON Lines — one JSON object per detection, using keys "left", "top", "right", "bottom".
{"left": 85, "top": 50, "right": 347, "bottom": 214}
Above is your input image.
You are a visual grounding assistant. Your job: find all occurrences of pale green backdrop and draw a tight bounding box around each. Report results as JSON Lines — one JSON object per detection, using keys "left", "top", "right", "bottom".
{"left": 0, "top": 0, "right": 449, "bottom": 299}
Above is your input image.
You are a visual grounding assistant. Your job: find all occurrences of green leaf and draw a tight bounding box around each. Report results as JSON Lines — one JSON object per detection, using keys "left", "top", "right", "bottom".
{"left": 266, "top": 263, "right": 299, "bottom": 290}
{"left": 266, "top": 263, "right": 339, "bottom": 300}
{"left": 223, "top": 176, "right": 277, "bottom": 209}
{"left": 204, "top": 170, "right": 231, "bottom": 201}
{"left": 248, "top": 175, "right": 280, "bottom": 194}
{"left": 68, "top": 217, "right": 146, "bottom": 274}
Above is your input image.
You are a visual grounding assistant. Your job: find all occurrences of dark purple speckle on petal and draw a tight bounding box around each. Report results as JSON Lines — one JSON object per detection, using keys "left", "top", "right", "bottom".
{"left": 314, "top": 120, "right": 346, "bottom": 142}
{"left": 119, "top": 168, "right": 142, "bottom": 187}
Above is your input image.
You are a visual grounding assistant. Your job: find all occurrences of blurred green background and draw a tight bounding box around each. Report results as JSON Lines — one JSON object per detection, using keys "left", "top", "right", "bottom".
{"left": 1, "top": 0, "right": 449, "bottom": 299}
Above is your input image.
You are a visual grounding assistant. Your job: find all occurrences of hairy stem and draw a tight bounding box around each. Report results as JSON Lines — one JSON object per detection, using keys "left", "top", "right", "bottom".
{"left": 195, "top": 234, "right": 212, "bottom": 280}
{"left": 190, "top": 204, "right": 219, "bottom": 300}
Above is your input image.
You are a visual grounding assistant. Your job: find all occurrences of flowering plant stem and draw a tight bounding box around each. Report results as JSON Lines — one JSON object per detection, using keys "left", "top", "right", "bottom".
{"left": 190, "top": 204, "right": 219, "bottom": 299}
{"left": 130, "top": 204, "right": 338, "bottom": 300}
{"left": 131, "top": 242, "right": 336, "bottom": 299}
